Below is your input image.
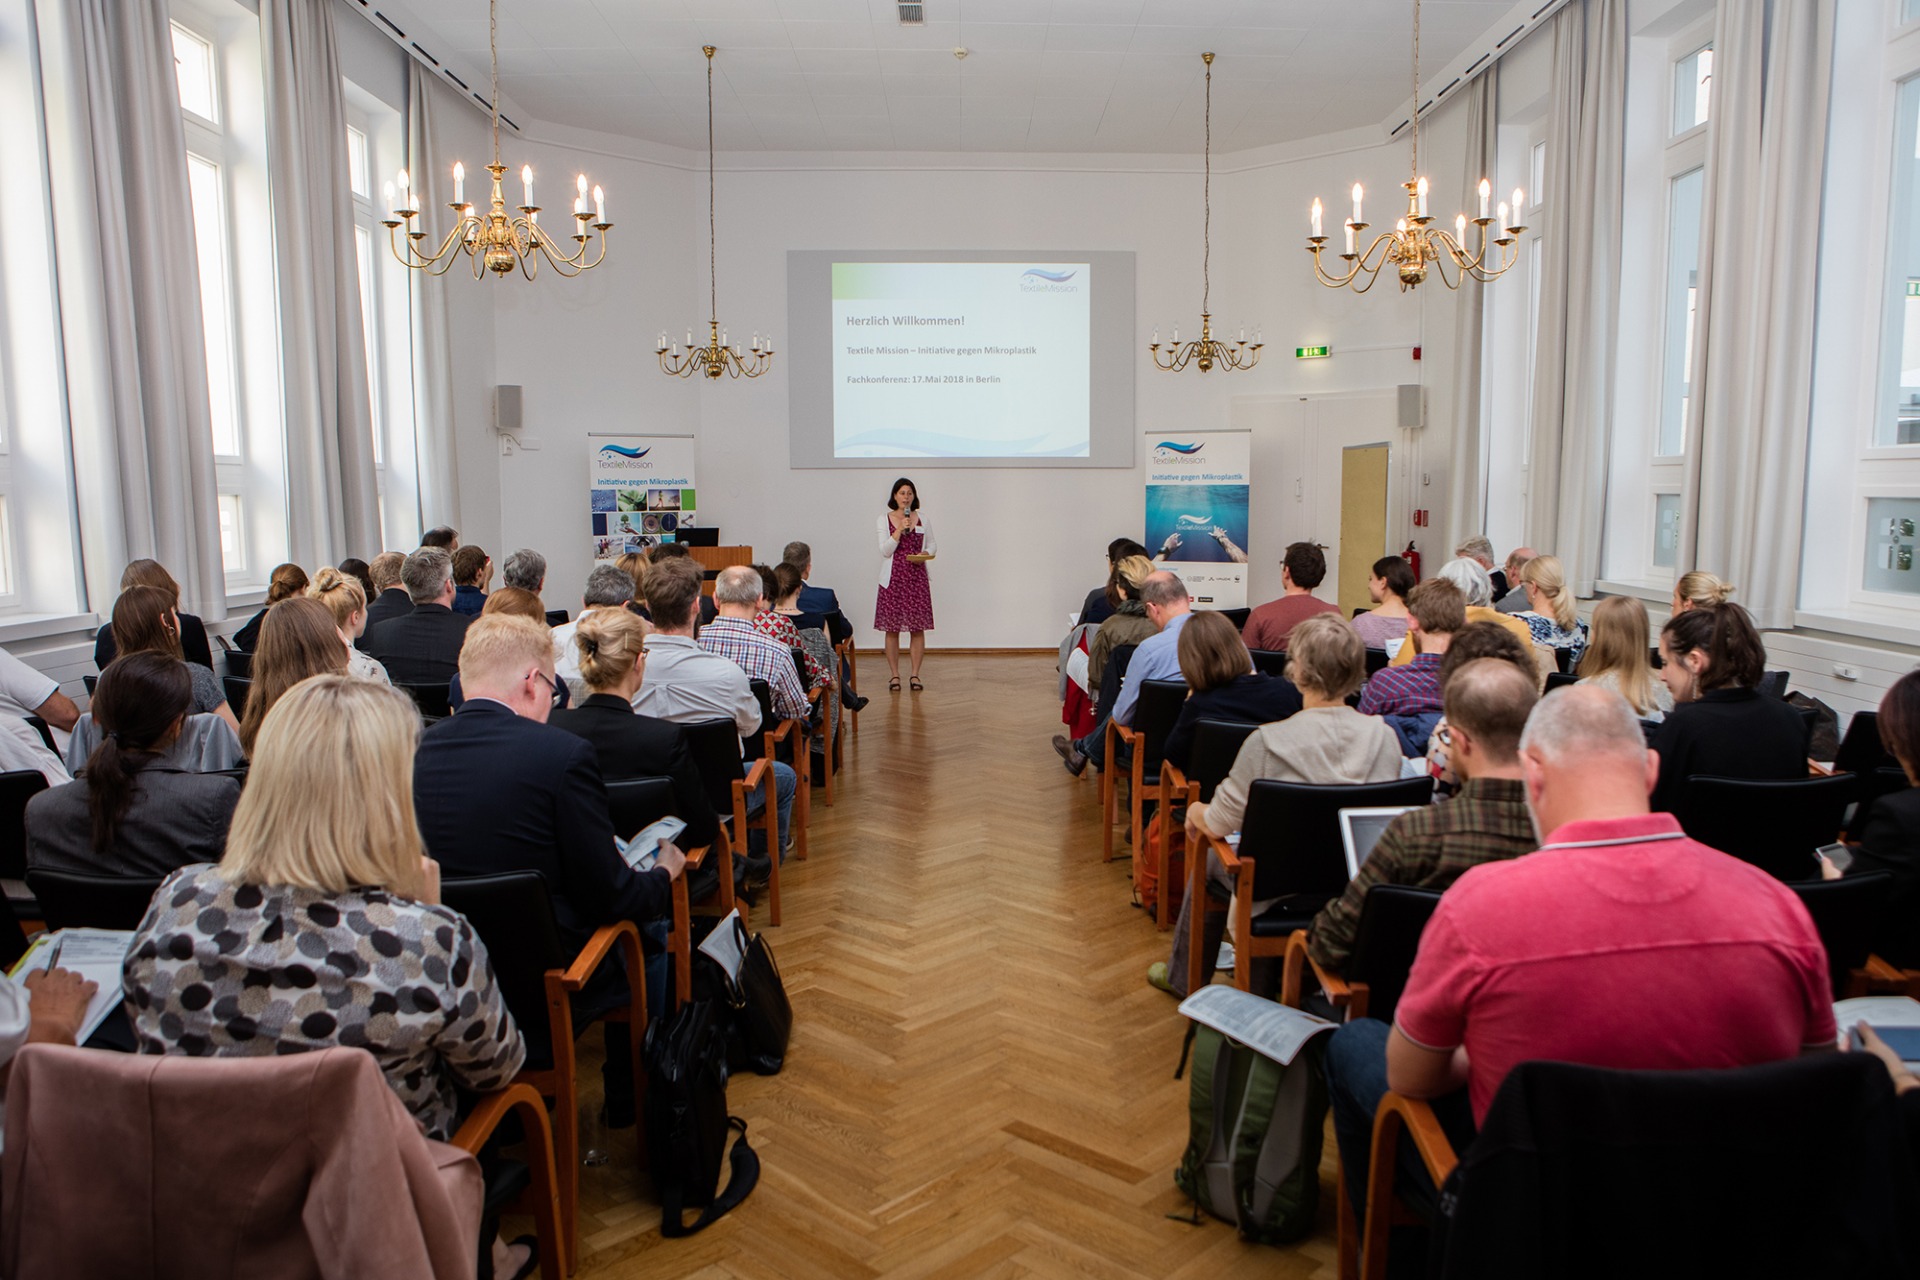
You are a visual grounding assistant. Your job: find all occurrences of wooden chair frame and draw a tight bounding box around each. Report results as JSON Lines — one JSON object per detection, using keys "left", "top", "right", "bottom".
{"left": 666, "top": 837, "right": 722, "bottom": 1011}
{"left": 451, "top": 1082, "right": 567, "bottom": 1280}
{"left": 1112, "top": 721, "right": 1181, "bottom": 888}
{"left": 1278, "top": 928, "right": 1371, "bottom": 1019}
{"left": 1349, "top": 1092, "right": 1460, "bottom": 1280}
{"left": 1100, "top": 714, "right": 1125, "bottom": 863}
{"left": 809, "top": 680, "right": 836, "bottom": 808}
{"left": 730, "top": 756, "right": 781, "bottom": 926}
{"left": 837, "top": 638, "right": 858, "bottom": 736}
{"left": 758, "top": 711, "right": 810, "bottom": 864}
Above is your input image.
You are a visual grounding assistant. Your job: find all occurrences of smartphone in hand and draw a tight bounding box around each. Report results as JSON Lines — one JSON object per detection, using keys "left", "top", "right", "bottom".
{"left": 1815, "top": 842, "right": 1855, "bottom": 875}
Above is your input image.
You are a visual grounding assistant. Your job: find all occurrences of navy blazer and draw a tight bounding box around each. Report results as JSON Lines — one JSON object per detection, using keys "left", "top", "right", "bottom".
{"left": 548, "top": 694, "right": 719, "bottom": 848}
{"left": 796, "top": 584, "right": 850, "bottom": 645}
{"left": 365, "top": 602, "right": 471, "bottom": 685}
{"left": 413, "top": 700, "right": 669, "bottom": 954}
{"left": 357, "top": 588, "right": 415, "bottom": 651}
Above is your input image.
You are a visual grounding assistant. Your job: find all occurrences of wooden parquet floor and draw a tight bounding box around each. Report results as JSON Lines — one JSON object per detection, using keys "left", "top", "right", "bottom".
{"left": 559, "top": 654, "right": 1339, "bottom": 1279}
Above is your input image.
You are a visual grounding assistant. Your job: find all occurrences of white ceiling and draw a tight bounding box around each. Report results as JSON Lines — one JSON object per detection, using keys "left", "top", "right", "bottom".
{"left": 385, "top": 0, "right": 1525, "bottom": 154}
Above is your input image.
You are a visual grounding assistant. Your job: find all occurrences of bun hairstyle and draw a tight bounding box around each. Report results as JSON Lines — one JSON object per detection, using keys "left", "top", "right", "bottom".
{"left": 1519, "top": 554, "right": 1579, "bottom": 631}
{"left": 305, "top": 565, "right": 367, "bottom": 629}
{"left": 574, "top": 606, "right": 647, "bottom": 692}
{"left": 772, "top": 562, "right": 804, "bottom": 606}
{"left": 239, "top": 597, "right": 349, "bottom": 756}
{"left": 264, "top": 562, "right": 311, "bottom": 606}
{"left": 1674, "top": 570, "right": 1736, "bottom": 611}
{"left": 86, "top": 652, "right": 194, "bottom": 853}
{"left": 1661, "top": 601, "right": 1766, "bottom": 692}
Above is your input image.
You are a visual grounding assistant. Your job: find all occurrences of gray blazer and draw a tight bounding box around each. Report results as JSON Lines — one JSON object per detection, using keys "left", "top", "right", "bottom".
{"left": 25, "top": 763, "right": 241, "bottom": 878}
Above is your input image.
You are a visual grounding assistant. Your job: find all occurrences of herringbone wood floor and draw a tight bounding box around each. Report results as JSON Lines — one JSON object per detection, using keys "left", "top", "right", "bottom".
{"left": 558, "top": 654, "right": 1340, "bottom": 1278}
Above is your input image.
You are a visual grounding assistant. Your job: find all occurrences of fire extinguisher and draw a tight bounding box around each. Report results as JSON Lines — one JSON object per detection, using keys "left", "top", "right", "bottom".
{"left": 1403, "top": 540, "right": 1422, "bottom": 583}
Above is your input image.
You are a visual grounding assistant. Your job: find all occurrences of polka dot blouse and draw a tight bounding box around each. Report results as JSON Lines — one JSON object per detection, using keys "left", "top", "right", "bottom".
{"left": 123, "top": 864, "right": 525, "bottom": 1140}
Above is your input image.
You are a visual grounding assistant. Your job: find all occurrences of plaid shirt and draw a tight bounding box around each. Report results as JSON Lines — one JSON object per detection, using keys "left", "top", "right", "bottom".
{"left": 1358, "top": 652, "right": 1443, "bottom": 717}
{"left": 699, "top": 616, "right": 809, "bottom": 723}
{"left": 1307, "top": 776, "right": 1537, "bottom": 974}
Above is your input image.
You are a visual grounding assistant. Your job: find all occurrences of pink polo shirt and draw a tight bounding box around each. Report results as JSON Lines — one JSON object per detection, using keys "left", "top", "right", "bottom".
{"left": 1394, "top": 812, "right": 1836, "bottom": 1124}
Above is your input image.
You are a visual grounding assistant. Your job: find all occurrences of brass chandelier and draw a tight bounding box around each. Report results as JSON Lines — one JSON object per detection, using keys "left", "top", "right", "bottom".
{"left": 383, "top": 0, "right": 611, "bottom": 279}
{"left": 657, "top": 47, "right": 773, "bottom": 380}
{"left": 1307, "top": 0, "right": 1522, "bottom": 292}
{"left": 1150, "top": 53, "right": 1262, "bottom": 374}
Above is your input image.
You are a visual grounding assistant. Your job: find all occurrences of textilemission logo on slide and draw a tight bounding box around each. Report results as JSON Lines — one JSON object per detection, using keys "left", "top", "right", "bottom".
{"left": 1019, "top": 267, "right": 1078, "bottom": 293}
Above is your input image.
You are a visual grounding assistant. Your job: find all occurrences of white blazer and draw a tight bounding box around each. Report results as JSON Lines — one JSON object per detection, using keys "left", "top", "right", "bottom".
{"left": 876, "top": 510, "right": 935, "bottom": 589}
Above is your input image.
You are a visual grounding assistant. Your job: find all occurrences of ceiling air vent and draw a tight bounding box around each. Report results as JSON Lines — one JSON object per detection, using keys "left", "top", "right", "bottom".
{"left": 898, "top": 2, "right": 925, "bottom": 25}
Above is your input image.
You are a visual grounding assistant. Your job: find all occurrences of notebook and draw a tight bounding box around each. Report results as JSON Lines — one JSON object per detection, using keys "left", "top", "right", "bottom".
{"left": 11, "top": 929, "right": 135, "bottom": 1044}
{"left": 1339, "top": 807, "right": 1415, "bottom": 879}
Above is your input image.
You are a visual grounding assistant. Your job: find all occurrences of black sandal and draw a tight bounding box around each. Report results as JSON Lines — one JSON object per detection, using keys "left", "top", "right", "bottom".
{"left": 910, "top": 676, "right": 924, "bottom": 692}
{"left": 889, "top": 677, "right": 901, "bottom": 692}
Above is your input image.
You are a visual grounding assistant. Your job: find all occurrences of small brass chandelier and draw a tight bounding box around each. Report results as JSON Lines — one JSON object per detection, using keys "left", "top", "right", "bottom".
{"left": 1150, "top": 53, "right": 1263, "bottom": 373}
{"left": 382, "top": 0, "right": 611, "bottom": 279}
{"left": 657, "top": 47, "right": 773, "bottom": 380}
{"left": 1307, "top": 0, "right": 1523, "bottom": 293}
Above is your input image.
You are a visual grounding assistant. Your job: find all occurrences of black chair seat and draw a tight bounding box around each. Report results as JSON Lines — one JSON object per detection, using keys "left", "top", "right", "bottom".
{"left": 1677, "top": 773, "right": 1858, "bottom": 883}
{"left": 1218, "top": 608, "right": 1250, "bottom": 632}
{"left": 1364, "top": 648, "right": 1390, "bottom": 676}
{"left": 1789, "top": 871, "right": 1893, "bottom": 998}
{"left": 544, "top": 610, "right": 570, "bottom": 627}
{"left": 396, "top": 681, "right": 453, "bottom": 721}
{"left": 1544, "top": 671, "right": 1579, "bottom": 692}
{"left": 222, "top": 676, "right": 250, "bottom": 718}
{"left": 1342, "top": 885, "right": 1444, "bottom": 1024}
{"left": 223, "top": 650, "right": 253, "bottom": 679}
{"left": 1846, "top": 768, "right": 1913, "bottom": 842}
{"left": 1247, "top": 899, "right": 1333, "bottom": 938}
{"left": 1248, "top": 649, "right": 1287, "bottom": 678}
{"left": 1186, "top": 720, "right": 1260, "bottom": 803}
{"left": 82, "top": 675, "right": 97, "bottom": 696}
{"left": 25, "top": 870, "right": 164, "bottom": 933}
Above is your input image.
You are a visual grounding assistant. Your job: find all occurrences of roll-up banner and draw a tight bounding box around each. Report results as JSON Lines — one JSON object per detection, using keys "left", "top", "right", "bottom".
{"left": 1144, "top": 431, "right": 1251, "bottom": 610}
{"left": 588, "top": 434, "right": 698, "bottom": 562}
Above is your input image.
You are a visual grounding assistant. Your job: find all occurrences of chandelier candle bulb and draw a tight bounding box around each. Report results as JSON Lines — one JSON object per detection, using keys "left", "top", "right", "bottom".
{"left": 1416, "top": 177, "right": 1428, "bottom": 218}
{"left": 383, "top": 179, "right": 395, "bottom": 211}
{"left": 1345, "top": 219, "right": 1356, "bottom": 255}
{"left": 519, "top": 165, "right": 532, "bottom": 207}
{"left": 1396, "top": 217, "right": 1407, "bottom": 233}
{"left": 1455, "top": 213, "right": 1466, "bottom": 243}
{"left": 593, "top": 185, "right": 605, "bottom": 223}
{"left": 1513, "top": 188, "right": 1524, "bottom": 218}
{"left": 574, "top": 174, "right": 587, "bottom": 217}
{"left": 397, "top": 168, "right": 410, "bottom": 212}
{"left": 1478, "top": 178, "right": 1490, "bottom": 219}
{"left": 1311, "top": 198, "right": 1323, "bottom": 238}
{"left": 1497, "top": 200, "right": 1508, "bottom": 227}
{"left": 453, "top": 162, "right": 464, "bottom": 206}
{"left": 657, "top": 332, "right": 668, "bottom": 353}
{"left": 1352, "top": 183, "right": 1364, "bottom": 224}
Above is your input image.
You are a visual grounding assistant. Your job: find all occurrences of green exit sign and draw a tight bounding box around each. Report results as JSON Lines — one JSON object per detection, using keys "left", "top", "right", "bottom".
{"left": 1908, "top": 280, "right": 1920, "bottom": 297}
{"left": 1295, "top": 345, "right": 1332, "bottom": 359}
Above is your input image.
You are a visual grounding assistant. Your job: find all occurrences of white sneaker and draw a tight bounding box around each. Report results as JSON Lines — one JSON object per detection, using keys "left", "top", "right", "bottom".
{"left": 1215, "top": 942, "right": 1235, "bottom": 972}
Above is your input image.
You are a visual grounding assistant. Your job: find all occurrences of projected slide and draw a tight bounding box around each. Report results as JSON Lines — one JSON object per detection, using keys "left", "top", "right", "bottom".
{"left": 830, "top": 261, "right": 1091, "bottom": 458}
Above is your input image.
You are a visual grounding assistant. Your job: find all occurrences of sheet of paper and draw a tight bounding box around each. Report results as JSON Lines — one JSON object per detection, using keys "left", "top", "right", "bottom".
{"left": 1065, "top": 646, "right": 1090, "bottom": 694}
{"left": 1067, "top": 612, "right": 1080, "bottom": 628}
{"left": 20, "top": 929, "right": 135, "bottom": 1044}
{"left": 697, "top": 908, "right": 746, "bottom": 982}
{"left": 616, "top": 816, "right": 685, "bottom": 872}
{"left": 1178, "top": 984, "right": 1334, "bottom": 1066}
{"left": 1833, "top": 994, "right": 1920, "bottom": 1063}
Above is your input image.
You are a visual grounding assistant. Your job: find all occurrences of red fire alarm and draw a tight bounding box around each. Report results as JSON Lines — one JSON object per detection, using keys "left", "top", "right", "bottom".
{"left": 1412, "top": 345, "right": 1422, "bottom": 361}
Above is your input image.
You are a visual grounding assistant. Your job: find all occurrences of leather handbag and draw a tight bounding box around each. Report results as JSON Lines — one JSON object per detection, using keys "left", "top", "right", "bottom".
{"left": 642, "top": 997, "right": 759, "bottom": 1237}
{"left": 696, "top": 915, "right": 793, "bottom": 1076}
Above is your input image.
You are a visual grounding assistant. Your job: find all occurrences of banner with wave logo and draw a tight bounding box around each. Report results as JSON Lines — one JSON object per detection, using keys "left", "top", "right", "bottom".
{"left": 1144, "top": 430, "right": 1252, "bottom": 610}
{"left": 588, "top": 434, "right": 697, "bottom": 561}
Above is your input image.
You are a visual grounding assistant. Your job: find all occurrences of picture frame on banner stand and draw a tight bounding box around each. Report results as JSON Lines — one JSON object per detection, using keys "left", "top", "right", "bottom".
{"left": 588, "top": 434, "right": 698, "bottom": 561}
{"left": 1143, "top": 432, "right": 1253, "bottom": 610}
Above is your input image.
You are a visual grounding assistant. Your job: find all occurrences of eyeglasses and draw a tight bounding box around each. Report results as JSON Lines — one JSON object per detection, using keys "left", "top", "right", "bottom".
{"left": 530, "top": 670, "right": 563, "bottom": 706}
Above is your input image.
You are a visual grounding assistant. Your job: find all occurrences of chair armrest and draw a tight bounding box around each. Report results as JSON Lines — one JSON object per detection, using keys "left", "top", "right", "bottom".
{"left": 451, "top": 1082, "right": 565, "bottom": 1280}
{"left": 767, "top": 719, "right": 797, "bottom": 744}
{"left": 1372, "top": 1092, "right": 1460, "bottom": 1186}
{"left": 1114, "top": 722, "right": 1143, "bottom": 749}
{"left": 1203, "top": 828, "right": 1241, "bottom": 870}
{"left": 1863, "top": 954, "right": 1908, "bottom": 991}
{"left": 1161, "top": 761, "right": 1189, "bottom": 796}
{"left": 1310, "top": 953, "right": 1352, "bottom": 1007}
{"left": 1807, "top": 758, "right": 1833, "bottom": 777}
{"left": 739, "top": 757, "right": 771, "bottom": 791}
{"left": 1279, "top": 929, "right": 1352, "bottom": 1010}
{"left": 558, "top": 920, "right": 644, "bottom": 991}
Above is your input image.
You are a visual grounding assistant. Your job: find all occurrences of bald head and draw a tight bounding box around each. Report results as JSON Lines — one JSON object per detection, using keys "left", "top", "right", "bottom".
{"left": 713, "top": 564, "right": 765, "bottom": 618}
{"left": 1141, "top": 570, "right": 1191, "bottom": 630}
{"left": 1444, "top": 658, "right": 1539, "bottom": 767}
{"left": 1505, "top": 546, "right": 1538, "bottom": 578}
{"left": 1519, "top": 685, "right": 1658, "bottom": 839}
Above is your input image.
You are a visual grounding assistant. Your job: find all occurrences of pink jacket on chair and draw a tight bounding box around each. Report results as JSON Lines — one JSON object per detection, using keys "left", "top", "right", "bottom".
{"left": 1, "top": 1044, "right": 483, "bottom": 1280}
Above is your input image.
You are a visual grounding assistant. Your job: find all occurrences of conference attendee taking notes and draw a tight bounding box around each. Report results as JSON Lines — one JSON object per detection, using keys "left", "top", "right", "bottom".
{"left": 876, "top": 477, "right": 935, "bottom": 692}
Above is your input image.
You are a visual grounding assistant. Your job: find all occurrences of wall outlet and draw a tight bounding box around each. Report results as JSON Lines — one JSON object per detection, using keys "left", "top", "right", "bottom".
{"left": 1833, "top": 663, "right": 1860, "bottom": 681}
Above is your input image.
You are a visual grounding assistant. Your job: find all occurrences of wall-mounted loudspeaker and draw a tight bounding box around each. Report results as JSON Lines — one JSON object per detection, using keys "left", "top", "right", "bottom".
{"left": 493, "top": 385, "right": 523, "bottom": 434}
{"left": 1398, "top": 383, "right": 1424, "bottom": 430}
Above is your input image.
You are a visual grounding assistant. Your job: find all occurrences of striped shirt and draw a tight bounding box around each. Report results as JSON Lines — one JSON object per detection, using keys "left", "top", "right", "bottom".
{"left": 1357, "top": 652, "right": 1443, "bottom": 718}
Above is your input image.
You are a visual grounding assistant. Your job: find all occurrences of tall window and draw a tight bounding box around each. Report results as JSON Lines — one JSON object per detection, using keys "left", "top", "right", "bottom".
{"left": 1658, "top": 166, "right": 1705, "bottom": 456}
{"left": 1882, "top": 77, "right": 1920, "bottom": 447}
{"left": 1672, "top": 45, "right": 1713, "bottom": 136}
{"left": 174, "top": 22, "right": 243, "bottom": 462}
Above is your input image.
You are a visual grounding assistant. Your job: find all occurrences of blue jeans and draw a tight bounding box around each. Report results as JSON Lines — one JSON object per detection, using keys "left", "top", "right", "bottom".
{"left": 1074, "top": 717, "right": 1132, "bottom": 771}
{"left": 1325, "top": 1018, "right": 1477, "bottom": 1223}
{"left": 744, "top": 760, "right": 797, "bottom": 857}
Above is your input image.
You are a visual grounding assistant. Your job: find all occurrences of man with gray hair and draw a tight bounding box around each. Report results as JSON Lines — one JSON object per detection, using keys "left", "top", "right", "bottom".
{"left": 358, "top": 550, "right": 413, "bottom": 645}
{"left": 1054, "top": 570, "right": 1191, "bottom": 775}
{"left": 363, "top": 546, "right": 472, "bottom": 683}
{"left": 1495, "top": 545, "right": 1536, "bottom": 613}
{"left": 502, "top": 548, "right": 547, "bottom": 595}
{"left": 553, "top": 563, "right": 636, "bottom": 699}
{"left": 1454, "top": 535, "right": 1500, "bottom": 594}
{"left": 1324, "top": 684, "right": 1836, "bottom": 1218}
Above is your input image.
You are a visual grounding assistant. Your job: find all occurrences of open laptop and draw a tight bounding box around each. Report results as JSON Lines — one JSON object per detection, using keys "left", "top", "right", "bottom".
{"left": 1338, "top": 807, "right": 1417, "bottom": 879}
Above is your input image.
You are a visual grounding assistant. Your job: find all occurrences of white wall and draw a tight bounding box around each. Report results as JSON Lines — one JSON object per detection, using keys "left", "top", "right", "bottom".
{"left": 485, "top": 121, "right": 1471, "bottom": 646}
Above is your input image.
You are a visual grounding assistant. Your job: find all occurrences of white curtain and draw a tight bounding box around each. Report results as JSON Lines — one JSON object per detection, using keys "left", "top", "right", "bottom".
{"left": 407, "top": 66, "right": 462, "bottom": 536}
{"left": 1445, "top": 71, "right": 1498, "bottom": 552}
{"left": 1675, "top": 0, "right": 1835, "bottom": 631}
{"left": 34, "top": 0, "right": 227, "bottom": 619}
{"left": 261, "top": 0, "right": 380, "bottom": 566}
{"left": 1524, "top": 0, "right": 1626, "bottom": 597}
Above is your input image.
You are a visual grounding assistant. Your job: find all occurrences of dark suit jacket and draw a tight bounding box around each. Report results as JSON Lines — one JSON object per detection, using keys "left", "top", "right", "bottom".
{"left": 365, "top": 603, "right": 471, "bottom": 685}
{"left": 1851, "top": 787, "right": 1920, "bottom": 968}
{"left": 25, "top": 762, "right": 240, "bottom": 877}
{"left": 1650, "top": 687, "right": 1811, "bottom": 814}
{"left": 547, "top": 695, "right": 719, "bottom": 847}
{"left": 413, "top": 700, "right": 669, "bottom": 953}
{"left": 363, "top": 588, "right": 415, "bottom": 635}
{"left": 1163, "top": 673, "right": 1305, "bottom": 772}
{"left": 1489, "top": 569, "right": 1510, "bottom": 599}
{"left": 231, "top": 608, "right": 269, "bottom": 654}
{"left": 797, "top": 584, "right": 851, "bottom": 646}
{"left": 95, "top": 612, "right": 214, "bottom": 672}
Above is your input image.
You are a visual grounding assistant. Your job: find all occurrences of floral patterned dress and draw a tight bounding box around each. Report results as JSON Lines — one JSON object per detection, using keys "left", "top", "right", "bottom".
{"left": 875, "top": 529, "right": 935, "bottom": 633}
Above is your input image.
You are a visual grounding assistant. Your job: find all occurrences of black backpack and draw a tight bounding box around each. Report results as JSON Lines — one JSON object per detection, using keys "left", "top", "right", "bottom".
{"left": 642, "top": 997, "right": 760, "bottom": 1236}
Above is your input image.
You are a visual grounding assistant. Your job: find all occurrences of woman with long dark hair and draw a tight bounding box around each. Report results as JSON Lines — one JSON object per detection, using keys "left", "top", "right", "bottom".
{"left": 875, "top": 476, "right": 936, "bottom": 691}
{"left": 113, "top": 585, "right": 239, "bottom": 732}
{"left": 237, "top": 598, "right": 348, "bottom": 757}
{"left": 1830, "top": 672, "right": 1920, "bottom": 966}
{"left": 1649, "top": 602, "right": 1808, "bottom": 812}
{"left": 25, "top": 652, "right": 240, "bottom": 876}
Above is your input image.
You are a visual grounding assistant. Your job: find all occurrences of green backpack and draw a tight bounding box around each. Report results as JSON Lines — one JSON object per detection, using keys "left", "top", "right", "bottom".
{"left": 1174, "top": 993, "right": 1334, "bottom": 1245}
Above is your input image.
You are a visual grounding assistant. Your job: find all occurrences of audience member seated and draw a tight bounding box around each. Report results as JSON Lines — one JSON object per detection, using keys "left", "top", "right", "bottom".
{"left": 1242, "top": 541, "right": 1340, "bottom": 652}
{"left": 93, "top": 559, "right": 215, "bottom": 671}
{"left": 307, "top": 566, "right": 391, "bottom": 684}
{"left": 547, "top": 608, "right": 760, "bottom": 885}
{"left": 1650, "top": 602, "right": 1808, "bottom": 813}
{"left": 1672, "top": 568, "right": 1736, "bottom": 616}
{"left": 336, "top": 556, "right": 376, "bottom": 603}
{"left": 1513, "top": 553, "right": 1588, "bottom": 665}
{"left": 1324, "top": 685, "right": 1835, "bottom": 1219}
{"left": 1396, "top": 557, "right": 1534, "bottom": 664}
{"left": 450, "top": 545, "right": 492, "bottom": 618}
{"left": 752, "top": 564, "right": 829, "bottom": 694}
{"left": 784, "top": 540, "right": 866, "bottom": 711}
{"left": 1055, "top": 568, "right": 1189, "bottom": 777}
{"left": 237, "top": 599, "right": 349, "bottom": 758}
{"left": 1307, "top": 658, "right": 1539, "bottom": 975}
{"left": 480, "top": 586, "right": 545, "bottom": 623}
{"left": 113, "top": 585, "right": 239, "bottom": 733}
{"left": 122, "top": 674, "right": 531, "bottom": 1280}
{"left": 648, "top": 543, "right": 718, "bottom": 626}
{"left": 1351, "top": 556, "right": 1414, "bottom": 653}
{"left": 1825, "top": 671, "right": 1920, "bottom": 967}
{"left": 361, "top": 551, "right": 413, "bottom": 638}
{"left": 1162, "top": 610, "right": 1302, "bottom": 774}
{"left": 555, "top": 565, "right": 637, "bottom": 701}
{"left": 1454, "top": 535, "right": 1502, "bottom": 597}
{"left": 0, "top": 640, "right": 80, "bottom": 767}
{"left": 420, "top": 525, "right": 459, "bottom": 552}
{"left": 1419, "top": 623, "right": 1540, "bottom": 797}
{"left": 0, "top": 966, "right": 98, "bottom": 1113}
{"left": 364, "top": 547, "right": 472, "bottom": 686}
{"left": 1359, "top": 579, "right": 1462, "bottom": 754}
{"left": 616, "top": 551, "right": 651, "bottom": 606}
{"left": 635, "top": 559, "right": 796, "bottom": 860}
{"left": 1494, "top": 545, "right": 1535, "bottom": 613}
{"left": 26, "top": 653, "right": 240, "bottom": 876}
{"left": 232, "top": 563, "right": 310, "bottom": 653}
{"left": 1576, "top": 595, "right": 1672, "bottom": 720}
{"left": 501, "top": 547, "right": 546, "bottom": 597}
{"left": 768, "top": 565, "right": 841, "bottom": 749}
{"left": 703, "top": 567, "right": 809, "bottom": 855}
{"left": 1079, "top": 537, "right": 1148, "bottom": 628}
{"left": 414, "top": 614, "right": 682, "bottom": 1124}
{"left": 1055, "top": 554, "right": 1155, "bottom": 775}
{"left": 1154, "top": 614, "right": 1404, "bottom": 997}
